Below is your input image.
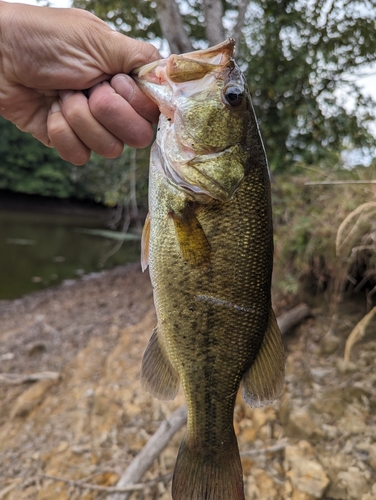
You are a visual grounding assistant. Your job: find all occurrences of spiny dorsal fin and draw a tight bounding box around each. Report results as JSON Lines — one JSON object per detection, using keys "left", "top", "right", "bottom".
{"left": 170, "top": 205, "right": 211, "bottom": 267}
{"left": 242, "top": 308, "right": 285, "bottom": 407}
{"left": 141, "top": 212, "right": 150, "bottom": 272}
{"left": 141, "top": 326, "right": 180, "bottom": 400}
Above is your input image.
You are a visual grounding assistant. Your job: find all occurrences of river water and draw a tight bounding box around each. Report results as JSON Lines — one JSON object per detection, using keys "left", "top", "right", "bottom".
{"left": 0, "top": 192, "right": 141, "bottom": 300}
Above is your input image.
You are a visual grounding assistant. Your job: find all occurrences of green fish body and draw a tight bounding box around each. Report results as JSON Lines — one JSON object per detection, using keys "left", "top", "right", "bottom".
{"left": 134, "top": 40, "right": 284, "bottom": 500}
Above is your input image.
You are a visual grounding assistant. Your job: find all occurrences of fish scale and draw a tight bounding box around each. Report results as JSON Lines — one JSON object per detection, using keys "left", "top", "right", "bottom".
{"left": 133, "top": 39, "right": 285, "bottom": 500}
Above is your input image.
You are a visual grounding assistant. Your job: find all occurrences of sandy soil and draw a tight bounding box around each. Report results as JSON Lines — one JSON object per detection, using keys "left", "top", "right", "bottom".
{"left": 0, "top": 263, "right": 375, "bottom": 499}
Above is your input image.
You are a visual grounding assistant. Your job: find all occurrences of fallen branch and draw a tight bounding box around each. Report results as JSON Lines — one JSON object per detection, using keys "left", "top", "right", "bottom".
{"left": 109, "top": 405, "right": 187, "bottom": 500}
{"left": 0, "top": 371, "right": 61, "bottom": 385}
{"left": 41, "top": 472, "right": 172, "bottom": 493}
{"left": 277, "top": 303, "right": 311, "bottom": 335}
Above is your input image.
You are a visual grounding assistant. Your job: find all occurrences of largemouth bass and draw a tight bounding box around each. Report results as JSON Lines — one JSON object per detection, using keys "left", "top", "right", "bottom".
{"left": 133, "top": 39, "right": 285, "bottom": 500}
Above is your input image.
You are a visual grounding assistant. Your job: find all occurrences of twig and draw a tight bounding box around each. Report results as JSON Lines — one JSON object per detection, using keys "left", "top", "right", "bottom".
{"left": 0, "top": 481, "right": 19, "bottom": 500}
{"left": 41, "top": 472, "right": 172, "bottom": 493}
{"left": 305, "top": 180, "right": 376, "bottom": 185}
{"left": 240, "top": 442, "right": 288, "bottom": 457}
{"left": 0, "top": 371, "right": 60, "bottom": 385}
{"left": 109, "top": 406, "right": 187, "bottom": 500}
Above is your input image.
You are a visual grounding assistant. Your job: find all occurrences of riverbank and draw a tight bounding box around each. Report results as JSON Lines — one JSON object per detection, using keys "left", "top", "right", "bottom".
{"left": 0, "top": 264, "right": 375, "bottom": 499}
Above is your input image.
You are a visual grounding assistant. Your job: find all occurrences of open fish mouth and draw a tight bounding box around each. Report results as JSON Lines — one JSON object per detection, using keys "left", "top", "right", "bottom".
{"left": 132, "top": 39, "right": 237, "bottom": 121}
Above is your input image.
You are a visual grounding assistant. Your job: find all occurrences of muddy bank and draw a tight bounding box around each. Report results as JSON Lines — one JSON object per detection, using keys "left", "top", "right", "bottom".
{"left": 0, "top": 264, "right": 375, "bottom": 499}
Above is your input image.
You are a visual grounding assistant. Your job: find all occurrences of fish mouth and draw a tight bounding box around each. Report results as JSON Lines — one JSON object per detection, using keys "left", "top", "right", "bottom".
{"left": 133, "top": 39, "right": 235, "bottom": 81}
{"left": 132, "top": 39, "right": 236, "bottom": 119}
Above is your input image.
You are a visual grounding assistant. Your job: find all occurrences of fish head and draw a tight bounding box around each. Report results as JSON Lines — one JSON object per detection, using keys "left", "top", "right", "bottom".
{"left": 133, "top": 40, "right": 251, "bottom": 203}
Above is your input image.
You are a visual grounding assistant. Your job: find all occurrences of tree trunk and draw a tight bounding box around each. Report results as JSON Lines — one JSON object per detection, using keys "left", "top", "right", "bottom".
{"left": 203, "top": 0, "right": 225, "bottom": 45}
{"left": 155, "top": 0, "right": 193, "bottom": 54}
{"left": 232, "top": 0, "right": 249, "bottom": 52}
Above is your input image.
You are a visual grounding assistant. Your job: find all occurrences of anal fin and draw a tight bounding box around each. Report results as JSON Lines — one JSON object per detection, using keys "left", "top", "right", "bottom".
{"left": 170, "top": 205, "right": 211, "bottom": 267}
{"left": 141, "top": 326, "right": 180, "bottom": 400}
{"left": 242, "top": 308, "right": 285, "bottom": 407}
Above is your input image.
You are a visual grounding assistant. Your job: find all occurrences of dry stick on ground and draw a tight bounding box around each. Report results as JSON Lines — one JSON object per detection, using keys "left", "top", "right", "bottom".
{"left": 240, "top": 442, "right": 288, "bottom": 457}
{"left": 0, "top": 372, "right": 61, "bottom": 385}
{"left": 109, "top": 405, "right": 187, "bottom": 500}
{"left": 41, "top": 472, "right": 172, "bottom": 494}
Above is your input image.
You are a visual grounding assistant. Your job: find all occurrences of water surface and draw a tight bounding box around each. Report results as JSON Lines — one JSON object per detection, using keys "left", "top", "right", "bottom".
{"left": 0, "top": 192, "right": 140, "bottom": 300}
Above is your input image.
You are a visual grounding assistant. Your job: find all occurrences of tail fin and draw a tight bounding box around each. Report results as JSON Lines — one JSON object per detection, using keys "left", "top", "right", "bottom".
{"left": 172, "top": 432, "right": 244, "bottom": 500}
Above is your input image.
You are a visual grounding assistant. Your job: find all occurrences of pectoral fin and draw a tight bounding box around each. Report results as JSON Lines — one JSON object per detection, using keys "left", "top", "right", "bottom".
{"left": 242, "top": 309, "right": 285, "bottom": 407}
{"left": 141, "top": 326, "right": 180, "bottom": 400}
{"left": 171, "top": 206, "right": 211, "bottom": 267}
{"left": 141, "top": 213, "right": 150, "bottom": 272}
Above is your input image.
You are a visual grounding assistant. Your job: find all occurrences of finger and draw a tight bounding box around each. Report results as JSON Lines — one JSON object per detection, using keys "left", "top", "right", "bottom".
{"left": 59, "top": 90, "right": 124, "bottom": 157}
{"left": 88, "top": 81, "right": 157, "bottom": 148}
{"left": 111, "top": 74, "right": 160, "bottom": 124}
{"left": 47, "top": 100, "right": 91, "bottom": 165}
{"left": 102, "top": 32, "right": 161, "bottom": 75}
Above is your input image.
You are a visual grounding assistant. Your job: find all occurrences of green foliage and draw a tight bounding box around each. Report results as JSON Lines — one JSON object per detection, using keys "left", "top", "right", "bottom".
{"left": 0, "top": 117, "right": 149, "bottom": 208}
{"left": 0, "top": 117, "right": 76, "bottom": 198}
{"left": 241, "top": 0, "right": 376, "bottom": 171}
{"left": 73, "top": 0, "right": 376, "bottom": 172}
{"left": 272, "top": 165, "right": 376, "bottom": 299}
{"left": 71, "top": 145, "right": 150, "bottom": 210}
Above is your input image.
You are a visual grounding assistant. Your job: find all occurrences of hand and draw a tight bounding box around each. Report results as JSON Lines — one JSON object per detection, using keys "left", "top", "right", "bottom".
{"left": 0, "top": 2, "right": 160, "bottom": 165}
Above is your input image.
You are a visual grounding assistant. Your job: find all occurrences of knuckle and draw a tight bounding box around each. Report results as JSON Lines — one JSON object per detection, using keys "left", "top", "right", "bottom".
{"left": 95, "top": 139, "right": 124, "bottom": 158}
{"left": 64, "top": 148, "right": 91, "bottom": 166}
{"left": 89, "top": 89, "right": 116, "bottom": 118}
{"left": 61, "top": 97, "right": 86, "bottom": 124}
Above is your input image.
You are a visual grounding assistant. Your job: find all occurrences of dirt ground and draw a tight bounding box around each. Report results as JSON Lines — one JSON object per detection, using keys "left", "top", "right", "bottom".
{"left": 0, "top": 263, "right": 375, "bottom": 499}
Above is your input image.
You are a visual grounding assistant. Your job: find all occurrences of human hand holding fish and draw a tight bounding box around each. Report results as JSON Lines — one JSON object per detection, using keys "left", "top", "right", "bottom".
{"left": 0, "top": 1, "right": 160, "bottom": 165}
{"left": 132, "top": 39, "right": 285, "bottom": 500}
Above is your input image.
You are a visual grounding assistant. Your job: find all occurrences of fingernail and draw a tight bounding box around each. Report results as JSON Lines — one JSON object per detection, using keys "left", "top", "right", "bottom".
{"left": 112, "top": 75, "right": 134, "bottom": 101}
{"left": 50, "top": 101, "right": 61, "bottom": 114}
{"left": 59, "top": 90, "right": 75, "bottom": 101}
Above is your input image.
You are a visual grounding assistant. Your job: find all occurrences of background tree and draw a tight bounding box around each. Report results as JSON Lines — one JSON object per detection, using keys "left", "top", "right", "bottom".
{"left": 0, "top": 116, "right": 76, "bottom": 198}
{"left": 74, "top": 0, "right": 376, "bottom": 171}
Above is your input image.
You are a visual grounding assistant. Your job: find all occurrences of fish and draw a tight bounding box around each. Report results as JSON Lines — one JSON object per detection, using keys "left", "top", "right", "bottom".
{"left": 133, "top": 39, "right": 285, "bottom": 500}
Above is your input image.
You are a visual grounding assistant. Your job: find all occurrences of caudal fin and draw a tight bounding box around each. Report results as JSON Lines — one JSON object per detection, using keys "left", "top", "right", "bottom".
{"left": 172, "top": 432, "right": 244, "bottom": 500}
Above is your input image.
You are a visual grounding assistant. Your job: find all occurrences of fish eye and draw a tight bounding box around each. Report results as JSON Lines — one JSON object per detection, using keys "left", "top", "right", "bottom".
{"left": 224, "top": 85, "right": 244, "bottom": 107}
